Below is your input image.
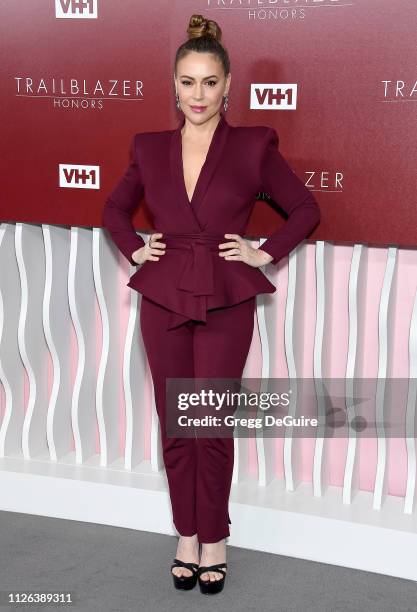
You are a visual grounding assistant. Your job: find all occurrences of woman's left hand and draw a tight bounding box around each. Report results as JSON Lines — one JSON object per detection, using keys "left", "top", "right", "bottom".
{"left": 218, "top": 234, "right": 273, "bottom": 268}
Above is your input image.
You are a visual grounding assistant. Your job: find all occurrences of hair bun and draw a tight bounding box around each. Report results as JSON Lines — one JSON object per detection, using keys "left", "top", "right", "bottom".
{"left": 187, "top": 14, "right": 222, "bottom": 42}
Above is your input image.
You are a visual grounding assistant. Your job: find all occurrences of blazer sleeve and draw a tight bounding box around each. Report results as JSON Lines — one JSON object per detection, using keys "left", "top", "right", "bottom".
{"left": 257, "top": 128, "right": 321, "bottom": 265}
{"left": 101, "top": 134, "right": 146, "bottom": 266}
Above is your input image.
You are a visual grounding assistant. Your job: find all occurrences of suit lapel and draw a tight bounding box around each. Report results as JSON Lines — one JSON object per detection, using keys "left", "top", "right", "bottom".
{"left": 170, "top": 112, "right": 230, "bottom": 230}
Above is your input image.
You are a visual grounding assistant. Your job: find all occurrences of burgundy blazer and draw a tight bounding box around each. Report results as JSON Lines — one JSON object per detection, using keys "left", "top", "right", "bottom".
{"left": 102, "top": 112, "right": 321, "bottom": 330}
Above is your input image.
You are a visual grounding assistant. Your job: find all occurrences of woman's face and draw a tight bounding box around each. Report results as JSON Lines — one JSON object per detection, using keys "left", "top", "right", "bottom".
{"left": 175, "top": 50, "right": 231, "bottom": 124}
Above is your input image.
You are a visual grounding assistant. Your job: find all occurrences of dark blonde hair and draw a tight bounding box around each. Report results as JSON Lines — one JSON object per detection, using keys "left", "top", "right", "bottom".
{"left": 174, "top": 14, "right": 230, "bottom": 77}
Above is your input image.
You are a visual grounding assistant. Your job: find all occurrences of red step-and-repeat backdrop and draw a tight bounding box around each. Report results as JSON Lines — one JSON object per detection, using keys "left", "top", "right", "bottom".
{"left": 1, "top": 0, "right": 416, "bottom": 248}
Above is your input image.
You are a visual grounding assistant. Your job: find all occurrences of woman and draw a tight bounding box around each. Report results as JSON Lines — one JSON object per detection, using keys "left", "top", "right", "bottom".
{"left": 102, "top": 14, "right": 320, "bottom": 595}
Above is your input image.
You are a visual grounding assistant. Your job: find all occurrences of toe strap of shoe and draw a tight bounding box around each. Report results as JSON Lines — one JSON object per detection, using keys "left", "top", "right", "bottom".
{"left": 198, "top": 563, "right": 227, "bottom": 576}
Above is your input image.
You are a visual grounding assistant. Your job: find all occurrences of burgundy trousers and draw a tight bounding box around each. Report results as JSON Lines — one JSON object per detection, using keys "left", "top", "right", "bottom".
{"left": 140, "top": 295, "right": 256, "bottom": 543}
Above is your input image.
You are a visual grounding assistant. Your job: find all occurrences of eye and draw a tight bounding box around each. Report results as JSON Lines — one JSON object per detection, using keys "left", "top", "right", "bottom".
{"left": 181, "top": 80, "right": 191, "bottom": 86}
{"left": 206, "top": 80, "right": 217, "bottom": 87}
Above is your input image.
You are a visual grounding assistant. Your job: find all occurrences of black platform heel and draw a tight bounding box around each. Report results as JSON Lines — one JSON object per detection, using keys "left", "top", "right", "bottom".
{"left": 170, "top": 558, "right": 199, "bottom": 590}
{"left": 197, "top": 562, "right": 228, "bottom": 595}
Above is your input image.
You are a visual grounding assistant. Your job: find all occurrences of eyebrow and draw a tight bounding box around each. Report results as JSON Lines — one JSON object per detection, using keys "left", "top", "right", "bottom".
{"left": 179, "top": 75, "right": 219, "bottom": 79}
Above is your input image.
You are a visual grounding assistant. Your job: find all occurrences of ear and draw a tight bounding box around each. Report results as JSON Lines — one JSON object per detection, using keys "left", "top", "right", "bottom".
{"left": 224, "top": 73, "right": 231, "bottom": 94}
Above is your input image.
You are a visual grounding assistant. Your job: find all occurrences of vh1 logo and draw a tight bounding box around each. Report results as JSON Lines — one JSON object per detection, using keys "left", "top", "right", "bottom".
{"left": 55, "top": 0, "right": 98, "bottom": 19}
{"left": 250, "top": 84, "right": 298, "bottom": 109}
{"left": 59, "top": 164, "right": 100, "bottom": 189}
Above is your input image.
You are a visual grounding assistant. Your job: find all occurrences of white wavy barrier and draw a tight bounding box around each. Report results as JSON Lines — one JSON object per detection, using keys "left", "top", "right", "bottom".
{"left": 0, "top": 222, "right": 417, "bottom": 581}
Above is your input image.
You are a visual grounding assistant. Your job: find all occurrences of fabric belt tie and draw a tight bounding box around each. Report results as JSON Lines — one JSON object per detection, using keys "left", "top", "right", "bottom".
{"left": 162, "top": 233, "right": 225, "bottom": 297}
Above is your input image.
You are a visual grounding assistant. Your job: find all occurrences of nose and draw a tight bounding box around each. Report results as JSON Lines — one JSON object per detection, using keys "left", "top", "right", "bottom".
{"left": 193, "top": 84, "right": 204, "bottom": 100}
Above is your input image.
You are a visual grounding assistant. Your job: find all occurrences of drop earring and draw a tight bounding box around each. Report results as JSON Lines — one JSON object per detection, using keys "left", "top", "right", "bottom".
{"left": 175, "top": 92, "right": 180, "bottom": 110}
{"left": 223, "top": 94, "right": 229, "bottom": 112}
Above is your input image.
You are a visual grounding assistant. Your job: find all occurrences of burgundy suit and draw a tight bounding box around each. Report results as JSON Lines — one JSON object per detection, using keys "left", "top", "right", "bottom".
{"left": 102, "top": 111, "right": 320, "bottom": 542}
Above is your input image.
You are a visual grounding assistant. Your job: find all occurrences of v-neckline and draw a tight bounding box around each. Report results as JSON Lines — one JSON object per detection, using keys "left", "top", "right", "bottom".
{"left": 179, "top": 112, "right": 226, "bottom": 208}
{"left": 178, "top": 113, "right": 226, "bottom": 208}
{"left": 169, "top": 111, "right": 230, "bottom": 229}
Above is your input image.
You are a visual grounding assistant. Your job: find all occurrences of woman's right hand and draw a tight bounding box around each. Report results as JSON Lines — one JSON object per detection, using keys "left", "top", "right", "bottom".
{"left": 131, "top": 233, "right": 166, "bottom": 264}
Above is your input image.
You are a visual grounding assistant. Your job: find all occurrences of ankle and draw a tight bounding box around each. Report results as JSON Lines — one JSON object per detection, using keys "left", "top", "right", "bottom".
{"left": 201, "top": 537, "right": 226, "bottom": 549}
{"left": 178, "top": 533, "right": 198, "bottom": 545}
